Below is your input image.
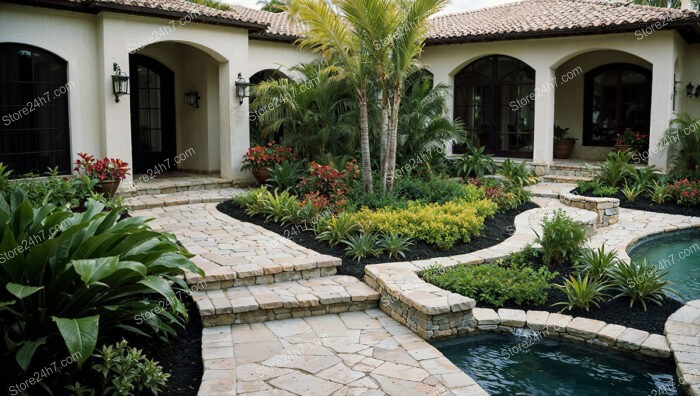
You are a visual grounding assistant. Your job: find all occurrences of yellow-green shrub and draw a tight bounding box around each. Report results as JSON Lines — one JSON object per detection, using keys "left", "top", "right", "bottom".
{"left": 354, "top": 199, "right": 497, "bottom": 249}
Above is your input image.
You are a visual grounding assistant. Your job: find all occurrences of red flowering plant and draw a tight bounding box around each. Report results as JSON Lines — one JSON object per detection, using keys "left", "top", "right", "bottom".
{"left": 667, "top": 179, "right": 700, "bottom": 207}
{"left": 615, "top": 129, "right": 649, "bottom": 151}
{"left": 241, "top": 142, "right": 296, "bottom": 171}
{"left": 74, "top": 152, "right": 129, "bottom": 181}
{"left": 297, "top": 160, "right": 361, "bottom": 213}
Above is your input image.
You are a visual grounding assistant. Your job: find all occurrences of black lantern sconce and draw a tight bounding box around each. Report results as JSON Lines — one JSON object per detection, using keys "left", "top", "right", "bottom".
{"left": 111, "top": 63, "right": 129, "bottom": 103}
{"left": 185, "top": 90, "right": 200, "bottom": 108}
{"left": 234, "top": 73, "right": 250, "bottom": 105}
{"left": 687, "top": 83, "right": 695, "bottom": 98}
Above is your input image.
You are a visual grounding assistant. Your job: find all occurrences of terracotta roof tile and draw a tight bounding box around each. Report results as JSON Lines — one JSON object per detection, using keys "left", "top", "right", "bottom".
{"left": 426, "top": 0, "right": 699, "bottom": 43}
{"left": 227, "top": 5, "right": 304, "bottom": 38}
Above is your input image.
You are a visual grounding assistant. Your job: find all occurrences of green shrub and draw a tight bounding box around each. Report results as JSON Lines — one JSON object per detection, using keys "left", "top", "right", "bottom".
{"left": 576, "top": 180, "right": 596, "bottom": 194}
{"left": 315, "top": 212, "right": 360, "bottom": 247}
{"left": 0, "top": 163, "right": 11, "bottom": 198}
{"left": 498, "top": 159, "right": 536, "bottom": 187}
{"left": 393, "top": 177, "right": 483, "bottom": 205}
{"left": 67, "top": 340, "right": 169, "bottom": 395}
{"left": 9, "top": 167, "right": 100, "bottom": 209}
{"left": 478, "top": 177, "right": 531, "bottom": 212}
{"left": 355, "top": 199, "right": 497, "bottom": 249}
{"left": 0, "top": 190, "right": 202, "bottom": 378}
{"left": 267, "top": 161, "right": 305, "bottom": 192}
{"left": 342, "top": 233, "right": 383, "bottom": 262}
{"left": 553, "top": 274, "right": 609, "bottom": 312}
{"left": 665, "top": 113, "right": 700, "bottom": 177}
{"left": 590, "top": 150, "right": 635, "bottom": 188}
{"left": 607, "top": 259, "right": 680, "bottom": 311}
{"left": 535, "top": 210, "right": 588, "bottom": 266}
{"left": 453, "top": 144, "right": 496, "bottom": 178}
{"left": 573, "top": 245, "right": 619, "bottom": 280}
{"left": 592, "top": 185, "right": 618, "bottom": 197}
{"left": 633, "top": 166, "right": 661, "bottom": 189}
{"left": 261, "top": 189, "right": 300, "bottom": 225}
{"left": 421, "top": 262, "right": 556, "bottom": 308}
{"left": 379, "top": 233, "right": 413, "bottom": 259}
{"left": 235, "top": 187, "right": 271, "bottom": 217}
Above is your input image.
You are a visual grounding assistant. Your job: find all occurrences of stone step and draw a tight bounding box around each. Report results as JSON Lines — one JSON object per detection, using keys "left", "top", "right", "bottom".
{"left": 542, "top": 174, "right": 592, "bottom": 183}
{"left": 185, "top": 254, "right": 342, "bottom": 291}
{"left": 119, "top": 176, "right": 236, "bottom": 198}
{"left": 124, "top": 187, "right": 246, "bottom": 210}
{"left": 193, "top": 276, "right": 380, "bottom": 327}
{"left": 525, "top": 182, "right": 577, "bottom": 198}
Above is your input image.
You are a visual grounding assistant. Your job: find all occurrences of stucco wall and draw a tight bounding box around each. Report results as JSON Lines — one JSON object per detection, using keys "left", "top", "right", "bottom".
{"left": 247, "top": 39, "right": 316, "bottom": 78}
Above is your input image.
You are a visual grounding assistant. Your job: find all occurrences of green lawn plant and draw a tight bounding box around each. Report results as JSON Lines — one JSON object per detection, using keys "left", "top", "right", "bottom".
{"left": 0, "top": 190, "right": 202, "bottom": 384}
{"left": 553, "top": 274, "right": 609, "bottom": 312}
{"left": 453, "top": 144, "right": 497, "bottom": 178}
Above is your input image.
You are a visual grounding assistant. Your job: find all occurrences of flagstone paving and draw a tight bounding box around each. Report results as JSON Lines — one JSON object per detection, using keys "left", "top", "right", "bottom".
{"left": 125, "top": 187, "right": 247, "bottom": 210}
{"left": 199, "top": 309, "right": 488, "bottom": 396}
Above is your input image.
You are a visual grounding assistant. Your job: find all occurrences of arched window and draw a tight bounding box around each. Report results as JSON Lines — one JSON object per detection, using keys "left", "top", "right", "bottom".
{"left": 454, "top": 55, "right": 535, "bottom": 158}
{"left": 583, "top": 63, "right": 652, "bottom": 146}
{"left": 0, "top": 44, "right": 70, "bottom": 175}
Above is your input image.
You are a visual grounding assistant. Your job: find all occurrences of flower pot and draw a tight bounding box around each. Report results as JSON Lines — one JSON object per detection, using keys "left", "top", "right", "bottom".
{"left": 614, "top": 144, "right": 633, "bottom": 153}
{"left": 553, "top": 139, "right": 576, "bottom": 159}
{"left": 98, "top": 179, "right": 121, "bottom": 198}
{"left": 252, "top": 167, "right": 270, "bottom": 184}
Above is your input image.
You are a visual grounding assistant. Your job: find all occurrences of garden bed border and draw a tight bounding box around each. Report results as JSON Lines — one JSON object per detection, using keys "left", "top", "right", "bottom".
{"left": 559, "top": 191, "right": 619, "bottom": 227}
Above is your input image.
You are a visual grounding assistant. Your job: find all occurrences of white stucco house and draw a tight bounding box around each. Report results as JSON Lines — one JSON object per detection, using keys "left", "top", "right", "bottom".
{"left": 0, "top": 0, "right": 699, "bottom": 186}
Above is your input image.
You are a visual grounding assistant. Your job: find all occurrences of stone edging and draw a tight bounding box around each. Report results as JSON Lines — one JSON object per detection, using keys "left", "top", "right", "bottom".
{"left": 560, "top": 192, "right": 619, "bottom": 227}
{"left": 665, "top": 300, "right": 700, "bottom": 396}
{"left": 471, "top": 307, "right": 670, "bottom": 358}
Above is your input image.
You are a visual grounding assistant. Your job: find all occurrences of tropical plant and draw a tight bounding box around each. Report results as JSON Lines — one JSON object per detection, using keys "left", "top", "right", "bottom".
{"left": 647, "top": 180, "right": 671, "bottom": 205}
{"left": 607, "top": 259, "right": 681, "bottom": 310}
{"left": 187, "top": 0, "right": 230, "bottom": 10}
{"left": 592, "top": 185, "right": 619, "bottom": 197}
{"left": 267, "top": 161, "right": 305, "bottom": 192}
{"left": 453, "top": 144, "right": 497, "bottom": 178}
{"left": 297, "top": 161, "right": 361, "bottom": 212}
{"left": 67, "top": 340, "right": 170, "bottom": 395}
{"left": 621, "top": 182, "right": 644, "bottom": 202}
{"left": 633, "top": 166, "right": 660, "bottom": 189}
{"left": 554, "top": 125, "right": 572, "bottom": 140}
{"left": 10, "top": 167, "right": 100, "bottom": 209}
{"left": 534, "top": 210, "right": 589, "bottom": 266}
{"left": 615, "top": 128, "right": 648, "bottom": 151}
{"left": 240, "top": 142, "right": 297, "bottom": 172}
{"left": 316, "top": 212, "right": 361, "bottom": 246}
{"left": 574, "top": 245, "right": 619, "bottom": 280}
{"left": 252, "top": 62, "right": 359, "bottom": 160}
{"left": 0, "top": 190, "right": 202, "bottom": 382}
{"left": 665, "top": 113, "right": 700, "bottom": 177}
{"left": 590, "top": 150, "right": 636, "bottom": 188}
{"left": 0, "top": 162, "right": 11, "bottom": 197}
{"left": 667, "top": 178, "right": 700, "bottom": 206}
{"left": 261, "top": 189, "right": 300, "bottom": 225}
{"left": 257, "top": 0, "right": 288, "bottom": 12}
{"left": 342, "top": 233, "right": 383, "bottom": 262}
{"left": 553, "top": 274, "right": 609, "bottom": 312}
{"left": 499, "top": 159, "right": 536, "bottom": 187}
{"left": 74, "top": 152, "right": 129, "bottom": 182}
{"left": 379, "top": 233, "right": 413, "bottom": 259}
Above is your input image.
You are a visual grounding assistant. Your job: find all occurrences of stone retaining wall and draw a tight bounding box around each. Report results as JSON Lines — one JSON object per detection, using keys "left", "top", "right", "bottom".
{"left": 665, "top": 300, "right": 700, "bottom": 396}
{"left": 560, "top": 192, "right": 619, "bottom": 227}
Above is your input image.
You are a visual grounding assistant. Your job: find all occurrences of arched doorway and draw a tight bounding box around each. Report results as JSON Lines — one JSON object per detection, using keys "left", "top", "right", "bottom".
{"left": 454, "top": 55, "right": 535, "bottom": 158}
{"left": 129, "top": 54, "right": 176, "bottom": 173}
{"left": 0, "top": 43, "right": 70, "bottom": 175}
{"left": 583, "top": 63, "right": 652, "bottom": 146}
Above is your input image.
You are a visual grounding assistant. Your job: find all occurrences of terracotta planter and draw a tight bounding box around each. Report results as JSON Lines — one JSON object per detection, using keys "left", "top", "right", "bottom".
{"left": 98, "top": 179, "right": 121, "bottom": 198}
{"left": 615, "top": 144, "right": 633, "bottom": 153}
{"left": 553, "top": 139, "right": 576, "bottom": 159}
{"left": 252, "top": 167, "right": 270, "bottom": 184}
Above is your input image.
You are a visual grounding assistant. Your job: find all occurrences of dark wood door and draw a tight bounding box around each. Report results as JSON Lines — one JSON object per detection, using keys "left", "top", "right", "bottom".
{"left": 129, "top": 55, "right": 175, "bottom": 173}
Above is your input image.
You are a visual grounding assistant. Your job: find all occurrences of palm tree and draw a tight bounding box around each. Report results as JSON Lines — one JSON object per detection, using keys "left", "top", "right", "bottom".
{"left": 257, "top": 0, "right": 288, "bottom": 13}
{"left": 288, "top": 0, "right": 376, "bottom": 193}
{"left": 624, "top": 0, "right": 699, "bottom": 8}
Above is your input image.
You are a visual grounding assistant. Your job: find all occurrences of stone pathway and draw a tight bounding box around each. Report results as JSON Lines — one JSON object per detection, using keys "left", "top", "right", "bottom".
{"left": 665, "top": 300, "right": 700, "bottom": 395}
{"left": 125, "top": 187, "right": 246, "bottom": 210}
{"left": 200, "top": 309, "right": 487, "bottom": 395}
{"left": 525, "top": 181, "right": 577, "bottom": 198}
{"left": 132, "top": 203, "right": 340, "bottom": 288}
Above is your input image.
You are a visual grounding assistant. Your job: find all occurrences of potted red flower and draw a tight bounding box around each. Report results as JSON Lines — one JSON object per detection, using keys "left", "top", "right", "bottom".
{"left": 74, "top": 152, "right": 130, "bottom": 198}
{"left": 615, "top": 129, "right": 648, "bottom": 153}
{"left": 241, "top": 142, "right": 296, "bottom": 184}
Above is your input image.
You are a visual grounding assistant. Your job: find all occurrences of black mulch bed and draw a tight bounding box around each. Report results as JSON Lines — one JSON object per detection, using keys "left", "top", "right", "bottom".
{"left": 216, "top": 200, "right": 539, "bottom": 280}
{"left": 133, "top": 294, "right": 203, "bottom": 396}
{"left": 573, "top": 188, "right": 700, "bottom": 217}
{"left": 464, "top": 258, "right": 684, "bottom": 335}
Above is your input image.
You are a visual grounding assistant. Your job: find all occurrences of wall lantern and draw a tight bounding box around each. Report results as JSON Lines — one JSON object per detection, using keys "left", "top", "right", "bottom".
{"left": 185, "top": 90, "right": 200, "bottom": 108}
{"left": 234, "top": 73, "right": 250, "bottom": 105}
{"left": 695, "top": 85, "right": 700, "bottom": 98}
{"left": 111, "top": 63, "right": 129, "bottom": 103}
{"left": 687, "top": 82, "right": 695, "bottom": 98}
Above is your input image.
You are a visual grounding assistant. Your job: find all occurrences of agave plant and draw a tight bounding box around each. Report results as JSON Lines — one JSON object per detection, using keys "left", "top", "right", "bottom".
{"left": 607, "top": 259, "right": 682, "bottom": 311}
{"left": 573, "top": 244, "right": 619, "bottom": 280}
{"left": 0, "top": 190, "right": 202, "bottom": 380}
{"left": 553, "top": 274, "right": 609, "bottom": 312}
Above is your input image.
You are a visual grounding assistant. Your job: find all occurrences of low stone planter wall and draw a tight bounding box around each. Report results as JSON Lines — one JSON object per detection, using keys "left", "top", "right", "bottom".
{"left": 471, "top": 307, "right": 670, "bottom": 358}
{"left": 665, "top": 300, "right": 700, "bottom": 396}
{"left": 364, "top": 263, "right": 476, "bottom": 340}
{"left": 560, "top": 192, "right": 619, "bottom": 227}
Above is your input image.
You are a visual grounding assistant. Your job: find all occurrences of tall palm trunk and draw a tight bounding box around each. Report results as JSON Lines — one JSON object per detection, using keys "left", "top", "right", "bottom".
{"left": 385, "top": 85, "right": 402, "bottom": 193}
{"left": 379, "top": 96, "right": 389, "bottom": 188}
{"left": 359, "top": 92, "right": 374, "bottom": 193}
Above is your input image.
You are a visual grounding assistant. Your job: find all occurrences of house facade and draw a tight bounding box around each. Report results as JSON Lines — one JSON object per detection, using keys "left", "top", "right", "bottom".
{"left": 0, "top": 0, "right": 698, "bottom": 186}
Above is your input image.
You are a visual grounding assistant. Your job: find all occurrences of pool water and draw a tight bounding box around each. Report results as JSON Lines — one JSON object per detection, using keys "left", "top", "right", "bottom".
{"left": 628, "top": 228, "right": 700, "bottom": 302}
{"left": 433, "top": 333, "right": 681, "bottom": 396}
